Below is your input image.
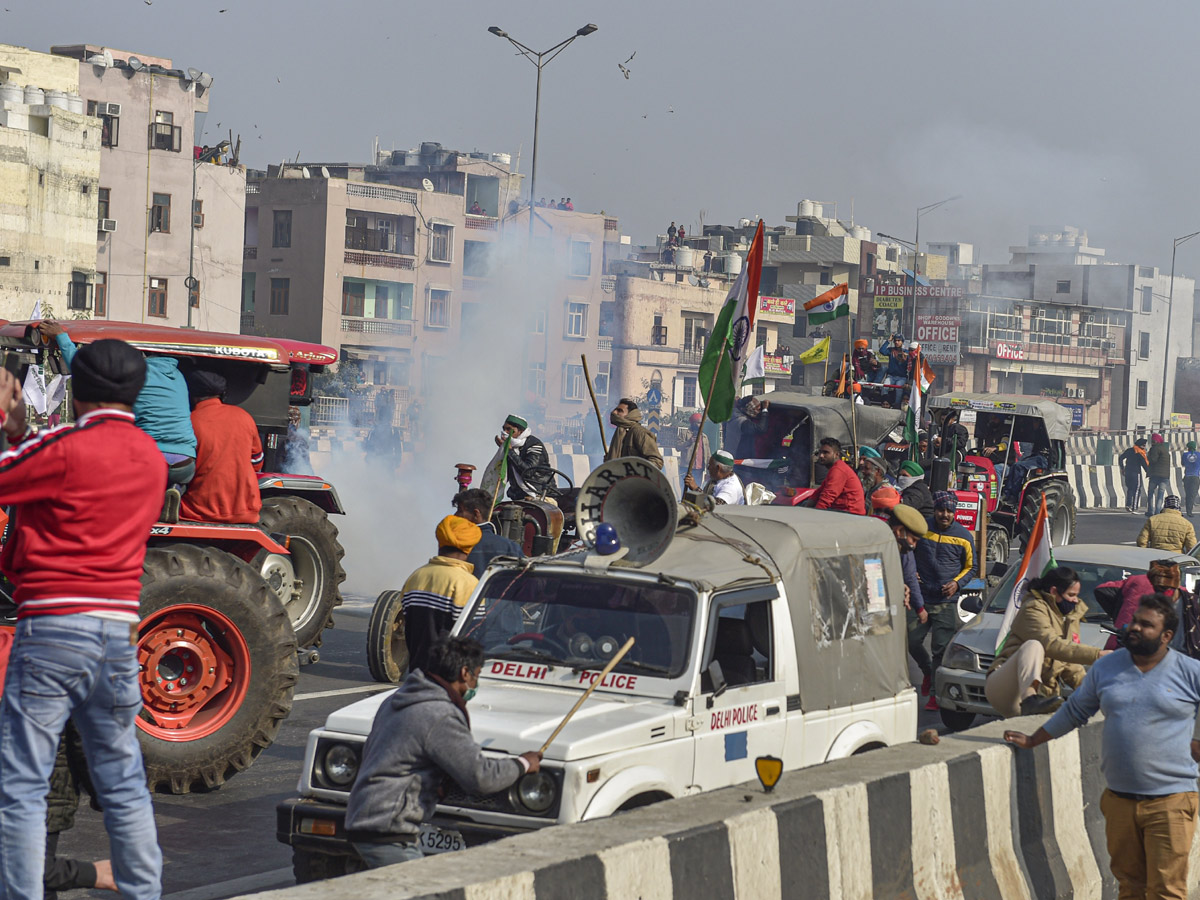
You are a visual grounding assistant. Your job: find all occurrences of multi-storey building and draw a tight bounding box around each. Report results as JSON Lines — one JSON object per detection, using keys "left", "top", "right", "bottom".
{"left": 50, "top": 44, "right": 245, "bottom": 332}
{"left": 0, "top": 44, "right": 99, "bottom": 318}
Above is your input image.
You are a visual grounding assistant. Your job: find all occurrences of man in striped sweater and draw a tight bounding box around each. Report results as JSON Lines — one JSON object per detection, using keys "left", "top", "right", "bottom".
{"left": 401, "top": 515, "right": 483, "bottom": 676}
{"left": 0, "top": 340, "right": 166, "bottom": 900}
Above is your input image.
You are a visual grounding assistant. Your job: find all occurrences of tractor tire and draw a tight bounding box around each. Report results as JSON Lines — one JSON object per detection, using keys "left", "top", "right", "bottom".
{"left": 1018, "top": 480, "right": 1076, "bottom": 556}
{"left": 293, "top": 848, "right": 366, "bottom": 884}
{"left": 138, "top": 545, "right": 298, "bottom": 794}
{"left": 986, "top": 526, "right": 1011, "bottom": 574}
{"left": 366, "top": 590, "right": 408, "bottom": 684}
{"left": 258, "top": 497, "right": 347, "bottom": 649}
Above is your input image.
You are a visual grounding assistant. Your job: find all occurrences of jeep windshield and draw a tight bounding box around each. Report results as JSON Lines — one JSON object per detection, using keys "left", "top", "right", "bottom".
{"left": 985, "top": 559, "right": 1131, "bottom": 624}
{"left": 459, "top": 570, "right": 696, "bottom": 680}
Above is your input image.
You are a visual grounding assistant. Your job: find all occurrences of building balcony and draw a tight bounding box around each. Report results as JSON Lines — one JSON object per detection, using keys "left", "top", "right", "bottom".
{"left": 240, "top": 312, "right": 254, "bottom": 331}
{"left": 604, "top": 218, "right": 619, "bottom": 232}
{"left": 246, "top": 183, "right": 260, "bottom": 195}
{"left": 341, "top": 316, "right": 414, "bottom": 337}
{"left": 244, "top": 246, "right": 257, "bottom": 260}
{"left": 679, "top": 346, "right": 706, "bottom": 367}
{"left": 597, "top": 337, "right": 613, "bottom": 351}
{"left": 343, "top": 250, "right": 416, "bottom": 271}
{"left": 464, "top": 214, "right": 498, "bottom": 231}
{"left": 345, "top": 182, "right": 418, "bottom": 206}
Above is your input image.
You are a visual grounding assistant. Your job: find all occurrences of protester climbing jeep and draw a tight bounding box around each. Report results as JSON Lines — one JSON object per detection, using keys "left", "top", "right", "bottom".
{"left": 277, "top": 459, "right": 918, "bottom": 881}
{"left": 0, "top": 320, "right": 346, "bottom": 793}
{"left": 925, "top": 394, "right": 1076, "bottom": 571}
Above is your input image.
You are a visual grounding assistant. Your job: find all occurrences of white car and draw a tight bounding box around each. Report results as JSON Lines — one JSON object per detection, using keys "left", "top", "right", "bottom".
{"left": 277, "top": 504, "right": 918, "bottom": 881}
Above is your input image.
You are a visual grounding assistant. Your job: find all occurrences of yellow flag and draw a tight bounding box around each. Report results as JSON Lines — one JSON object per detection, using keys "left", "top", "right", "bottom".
{"left": 797, "top": 336, "right": 831, "bottom": 365}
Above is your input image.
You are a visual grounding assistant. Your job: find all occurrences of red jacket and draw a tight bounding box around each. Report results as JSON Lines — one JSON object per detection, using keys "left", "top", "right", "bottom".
{"left": 181, "top": 398, "right": 264, "bottom": 524}
{"left": 0, "top": 410, "right": 166, "bottom": 617}
{"left": 814, "top": 459, "right": 865, "bottom": 514}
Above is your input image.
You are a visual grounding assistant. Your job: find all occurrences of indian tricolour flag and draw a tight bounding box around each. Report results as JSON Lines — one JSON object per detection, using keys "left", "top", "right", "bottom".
{"left": 803, "top": 283, "right": 849, "bottom": 325}
{"left": 994, "top": 494, "right": 1058, "bottom": 652}
{"left": 698, "top": 221, "right": 765, "bottom": 423}
{"left": 903, "top": 356, "right": 936, "bottom": 451}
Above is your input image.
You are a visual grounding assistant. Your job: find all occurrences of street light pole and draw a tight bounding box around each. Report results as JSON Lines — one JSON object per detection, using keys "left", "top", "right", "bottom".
{"left": 487, "top": 24, "right": 598, "bottom": 226}
{"left": 1159, "top": 229, "right": 1200, "bottom": 430}
{"left": 910, "top": 195, "right": 960, "bottom": 334}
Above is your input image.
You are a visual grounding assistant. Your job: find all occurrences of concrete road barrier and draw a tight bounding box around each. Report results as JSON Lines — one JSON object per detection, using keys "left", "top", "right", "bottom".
{"left": 236, "top": 714, "right": 1185, "bottom": 900}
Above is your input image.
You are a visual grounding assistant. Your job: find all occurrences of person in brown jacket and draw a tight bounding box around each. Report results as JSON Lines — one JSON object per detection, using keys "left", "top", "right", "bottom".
{"left": 984, "top": 566, "right": 1110, "bottom": 717}
{"left": 1137, "top": 495, "right": 1197, "bottom": 553}
{"left": 605, "top": 399, "right": 664, "bottom": 469}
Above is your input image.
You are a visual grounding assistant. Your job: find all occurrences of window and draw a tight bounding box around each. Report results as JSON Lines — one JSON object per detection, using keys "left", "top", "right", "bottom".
{"left": 569, "top": 240, "right": 592, "bottom": 277}
{"left": 1055, "top": 280, "right": 1071, "bottom": 294}
{"left": 270, "top": 278, "right": 290, "bottom": 316}
{"left": 1139, "top": 266, "right": 1155, "bottom": 278}
{"left": 566, "top": 301, "right": 588, "bottom": 338}
{"left": 148, "top": 111, "right": 181, "bottom": 152}
{"left": 682, "top": 376, "right": 697, "bottom": 408}
{"left": 1139, "top": 331, "right": 1150, "bottom": 359}
{"left": 702, "top": 600, "right": 773, "bottom": 690}
{"left": 463, "top": 240, "right": 491, "bottom": 277}
{"left": 342, "top": 281, "right": 365, "bottom": 317}
{"left": 67, "top": 278, "right": 91, "bottom": 311}
{"left": 756, "top": 323, "right": 768, "bottom": 346}
{"left": 807, "top": 554, "right": 892, "bottom": 643}
{"left": 1137, "top": 380, "right": 1149, "bottom": 408}
{"left": 193, "top": 199, "right": 204, "bottom": 229}
{"left": 683, "top": 314, "right": 707, "bottom": 349}
{"left": 97, "top": 187, "right": 110, "bottom": 220}
{"left": 374, "top": 284, "right": 390, "bottom": 319}
{"left": 148, "top": 277, "right": 168, "bottom": 317}
{"left": 532, "top": 308, "right": 547, "bottom": 334}
{"left": 427, "top": 289, "right": 451, "bottom": 327}
{"left": 429, "top": 224, "right": 453, "bottom": 262}
{"left": 1030, "top": 307, "right": 1071, "bottom": 346}
{"left": 652, "top": 314, "right": 668, "bottom": 346}
{"left": 397, "top": 284, "right": 414, "bottom": 320}
{"left": 87, "top": 101, "right": 119, "bottom": 147}
{"left": 1141, "top": 286, "right": 1153, "bottom": 313}
{"left": 189, "top": 281, "right": 199, "bottom": 308}
{"left": 528, "top": 362, "right": 546, "bottom": 398}
{"left": 94, "top": 272, "right": 107, "bottom": 316}
{"left": 563, "top": 364, "right": 585, "bottom": 400}
{"left": 272, "top": 210, "right": 292, "bottom": 248}
{"left": 594, "top": 361, "right": 610, "bottom": 398}
{"left": 599, "top": 302, "right": 615, "bottom": 337}
{"left": 150, "top": 193, "right": 170, "bottom": 233}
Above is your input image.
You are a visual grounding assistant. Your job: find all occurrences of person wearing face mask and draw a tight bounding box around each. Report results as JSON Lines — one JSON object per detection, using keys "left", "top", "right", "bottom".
{"left": 1100, "top": 559, "right": 1189, "bottom": 652}
{"left": 345, "top": 635, "right": 542, "bottom": 868}
{"left": 604, "top": 398, "right": 663, "bottom": 469}
{"left": 1005, "top": 594, "right": 1200, "bottom": 900}
{"left": 494, "top": 413, "right": 552, "bottom": 501}
{"left": 984, "top": 566, "right": 1109, "bottom": 718}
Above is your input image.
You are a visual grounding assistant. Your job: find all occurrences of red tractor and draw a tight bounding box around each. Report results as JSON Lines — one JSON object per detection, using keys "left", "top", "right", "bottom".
{"left": 0, "top": 320, "right": 347, "bottom": 793}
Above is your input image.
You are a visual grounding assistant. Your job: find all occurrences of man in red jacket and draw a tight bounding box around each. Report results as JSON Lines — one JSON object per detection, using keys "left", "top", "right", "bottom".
{"left": 0, "top": 340, "right": 165, "bottom": 900}
{"left": 180, "top": 370, "right": 264, "bottom": 524}
{"left": 812, "top": 437, "right": 865, "bottom": 514}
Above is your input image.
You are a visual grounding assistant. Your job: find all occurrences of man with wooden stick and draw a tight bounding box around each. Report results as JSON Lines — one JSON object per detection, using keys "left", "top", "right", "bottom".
{"left": 345, "top": 635, "right": 541, "bottom": 868}
{"left": 605, "top": 399, "right": 663, "bottom": 468}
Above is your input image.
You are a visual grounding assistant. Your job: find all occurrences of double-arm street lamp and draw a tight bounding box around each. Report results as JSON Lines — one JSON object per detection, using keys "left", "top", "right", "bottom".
{"left": 487, "top": 24, "right": 598, "bottom": 217}
{"left": 909, "top": 195, "right": 960, "bottom": 333}
{"left": 1159, "top": 229, "right": 1200, "bottom": 429}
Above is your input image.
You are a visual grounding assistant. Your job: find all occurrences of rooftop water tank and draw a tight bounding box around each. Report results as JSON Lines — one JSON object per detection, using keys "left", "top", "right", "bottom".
{"left": 850, "top": 225, "right": 870, "bottom": 241}
{"left": 798, "top": 199, "right": 815, "bottom": 217}
{"left": 0, "top": 82, "right": 23, "bottom": 105}
{"left": 490, "top": 152, "right": 511, "bottom": 167}
{"left": 675, "top": 246, "right": 695, "bottom": 268}
{"left": 23, "top": 85, "right": 44, "bottom": 105}
{"left": 726, "top": 253, "right": 743, "bottom": 275}
{"left": 66, "top": 93, "right": 84, "bottom": 114}
{"left": 45, "top": 90, "right": 69, "bottom": 110}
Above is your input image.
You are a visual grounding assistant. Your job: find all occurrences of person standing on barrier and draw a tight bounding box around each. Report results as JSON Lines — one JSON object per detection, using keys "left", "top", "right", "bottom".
{"left": 984, "top": 566, "right": 1107, "bottom": 717}
{"left": 1005, "top": 594, "right": 1200, "bottom": 900}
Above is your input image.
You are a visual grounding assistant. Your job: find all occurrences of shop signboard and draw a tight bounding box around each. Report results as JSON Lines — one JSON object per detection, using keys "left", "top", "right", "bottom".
{"left": 1064, "top": 405, "right": 1085, "bottom": 428}
{"left": 993, "top": 341, "right": 1025, "bottom": 361}
{"left": 915, "top": 315, "right": 961, "bottom": 364}
{"left": 758, "top": 295, "right": 795, "bottom": 322}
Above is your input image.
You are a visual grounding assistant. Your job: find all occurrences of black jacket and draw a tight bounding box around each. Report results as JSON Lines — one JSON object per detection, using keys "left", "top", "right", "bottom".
{"left": 901, "top": 479, "right": 935, "bottom": 522}
{"left": 507, "top": 436, "right": 551, "bottom": 501}
{"left": 465, "top": 522, "right": 523, "bottom": 576}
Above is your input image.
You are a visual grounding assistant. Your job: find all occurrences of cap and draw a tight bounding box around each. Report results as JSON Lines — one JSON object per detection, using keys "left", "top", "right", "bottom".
{"left": 504, "top": 413, "right": 528, "bottom": 431}
{"left": 899, "top": 460, "right": 925, "bottom": 476}
{"left": 711, "top": 450, "right": 736, "bottom": 467}
{"left": 890, "top": 504, "right": 927, "bottom": 536}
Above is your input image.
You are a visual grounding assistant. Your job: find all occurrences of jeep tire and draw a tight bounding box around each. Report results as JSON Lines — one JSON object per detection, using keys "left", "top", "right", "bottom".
{"left": 366, "top": 589, "right": 408, "bottom": 684}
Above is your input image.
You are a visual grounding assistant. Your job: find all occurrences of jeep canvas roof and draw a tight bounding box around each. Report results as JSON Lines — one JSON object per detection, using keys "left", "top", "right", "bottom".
{"left": 925, "top": 392, "right": 1072, "bottom": 442}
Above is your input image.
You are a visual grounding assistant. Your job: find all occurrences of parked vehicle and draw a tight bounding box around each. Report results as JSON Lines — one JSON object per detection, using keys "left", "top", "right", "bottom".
{"left": 933, "top": 544, "right": 1200, "bottom": 731}
{"left": 278, "top": 458, "right": 918, "bottom": 880}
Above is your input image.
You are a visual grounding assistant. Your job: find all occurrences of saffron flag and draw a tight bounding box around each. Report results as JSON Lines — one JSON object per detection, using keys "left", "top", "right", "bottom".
{"left": 803, "top": 283, "right": 849, "bottom": 325}
{"left": 917, "top": 356, "right": 936, "bottom": 392}
{"left": 994, "top": 494, "right": 1058, "bottom": 652}
{"left": 742, "top": 344, "right": 766, "bottom": 382}
{"left": 699, "top": 221, "right": 765, "bottom": 423}
{"left": 797, "top": 336, "right": 830, "bottom": 365}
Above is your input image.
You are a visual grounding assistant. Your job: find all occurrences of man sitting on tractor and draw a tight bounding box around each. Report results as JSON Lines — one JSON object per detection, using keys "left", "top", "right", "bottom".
{"left": 811, "top": 437, "right": 865, "bottom": 514}
{"left": 181, "top": 369, "right": 264, "bottom": 524}
{"left": 496, "top": 414, "right": 552, "bottom": 502}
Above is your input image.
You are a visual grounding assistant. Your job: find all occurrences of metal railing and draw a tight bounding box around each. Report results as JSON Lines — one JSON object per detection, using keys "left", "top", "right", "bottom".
{"left": 311, "top": 395, "right": 350, "bottom": 425}
{"left": 346, "top": 182, "right": 418, "bottom": 205}
{"left": 343, "top": 250, "right": 415, "bottom": 270}
{"left": 243, "top": 246, "right": 257, "bottom": 259}
{"left": 464, "top": 215, "right": 498, "bottom": 231}
{"left": 341, "top": 317, "right": 413, "bottom": 336}
{"left": 679, "top": 346, "right": 705, "bottom": 366}
{"left": 245, "top": 183, "right": 260, "bottom": 195}
{"left": 345, "top": 229, "right": 403, "bottom": 253}
{"left": 597, "top": 337, "right": 613, "bottom": 351}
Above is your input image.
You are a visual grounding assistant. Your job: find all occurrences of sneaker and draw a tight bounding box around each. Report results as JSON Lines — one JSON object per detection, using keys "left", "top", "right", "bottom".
{"left": 1019, "top": 694, "right": 1064, "bottom": 716}
{"left": 924, "top": 694, "right": 939, "bottom": 712}
{"left": 920, "top": 674, "right": 931, "bottom": 695}
{"left": 161, "top": 487, "right": 181, "bottom": 524}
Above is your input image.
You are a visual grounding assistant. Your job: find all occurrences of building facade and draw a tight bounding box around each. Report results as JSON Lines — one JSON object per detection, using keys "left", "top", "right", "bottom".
{"left": 0, "top": 44, "right": 99, "bottom": 319}
{"left": 50, "top": 44, "right": 245, "bottom": 332}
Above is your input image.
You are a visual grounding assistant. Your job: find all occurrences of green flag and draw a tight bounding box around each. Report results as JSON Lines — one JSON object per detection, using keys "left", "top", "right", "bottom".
{"left": 699, "top": 222, "right": 765, "bottom": 423}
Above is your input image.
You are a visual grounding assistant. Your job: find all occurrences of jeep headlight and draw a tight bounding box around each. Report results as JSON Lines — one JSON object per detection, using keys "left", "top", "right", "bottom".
{"left": 941, "top": 641, "right": 979, "bottom": 672}
{"left": 512, "top": 771, "right": 556, "bottom": 813}
{"left": 320, "top": 743, "right": 360, "bottom": 787}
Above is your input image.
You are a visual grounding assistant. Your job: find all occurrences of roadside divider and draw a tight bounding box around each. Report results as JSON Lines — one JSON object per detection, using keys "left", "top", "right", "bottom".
{"left": 235, "top": 715, "right": 1159, "bottom": 900}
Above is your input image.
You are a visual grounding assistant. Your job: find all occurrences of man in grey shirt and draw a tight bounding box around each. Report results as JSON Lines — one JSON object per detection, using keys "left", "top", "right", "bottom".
{"left": 345, "top": 636, "right": 542, "bottom": 867}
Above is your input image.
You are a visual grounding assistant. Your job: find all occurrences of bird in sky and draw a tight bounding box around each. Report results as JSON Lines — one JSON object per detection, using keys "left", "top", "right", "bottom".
{"left": 617, "top": 51, "right": 635, "bottom": 80}
{"left": 219, "top": 7, "right": 227, "bottom": 12}
{"left": 143, "top": 0, "right": 152, "bottom": 6}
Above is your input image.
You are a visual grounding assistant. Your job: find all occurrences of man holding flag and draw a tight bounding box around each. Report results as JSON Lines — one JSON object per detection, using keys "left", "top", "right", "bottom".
{"left": 983, "top": 497, "right": 1108, "bottom": 716}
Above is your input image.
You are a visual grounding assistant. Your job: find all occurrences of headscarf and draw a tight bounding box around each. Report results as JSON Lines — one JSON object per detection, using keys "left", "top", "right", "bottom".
{"left": 185, "top": 369, "right": 227, "bottom": 400}
{"left": 1188, "top": 441, "right": 1196, "bottom": 451}
{"left": 871, "top": 486, "right": 901, "bottom": 512}
{"left": 435, "top": 514, "right": 482, "bottom": 554}
{"left": 900, "top": 460, "right": 924, "bottom": 477}
{"left": 70, "top": 339, "right": 146, "bottom": 405}
{"left": 504, "top": 414, "right": 528, "bottom": 432}
{"left": 1164, "top": 495, "right": 1182, "bottom": 511}
{"left": 1152, "top": 433, "right": 1165, "bottom": 444}
{"left": 933, "top": 491, "right": 958, "bottom": 511}
{"left": 711, "top": 450, "right": 735, "bottom": 468}
{"left": 1149, "top": 559, "right": 1181, "bottom": 593}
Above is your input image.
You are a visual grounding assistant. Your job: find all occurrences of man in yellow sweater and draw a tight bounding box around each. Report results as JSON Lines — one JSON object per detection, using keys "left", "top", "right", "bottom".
{"left": 401, "top": 516, "right": 482, "bottom": 675}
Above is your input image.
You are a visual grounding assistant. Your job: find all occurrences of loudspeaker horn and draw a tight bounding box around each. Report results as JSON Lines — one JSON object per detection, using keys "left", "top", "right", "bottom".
{"left": 575, "top": 456, "right": 678, "bottom": 566}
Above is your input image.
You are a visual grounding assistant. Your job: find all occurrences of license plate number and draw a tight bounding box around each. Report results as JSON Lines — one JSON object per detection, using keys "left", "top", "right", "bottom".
{"left": 418, "top": 824, "right": 465, "bottom": 855}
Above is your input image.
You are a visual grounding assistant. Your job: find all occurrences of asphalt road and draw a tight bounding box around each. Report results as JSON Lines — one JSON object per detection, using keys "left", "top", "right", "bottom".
{"left": 55, "top": 510, "right": 1145, "bottom": 899}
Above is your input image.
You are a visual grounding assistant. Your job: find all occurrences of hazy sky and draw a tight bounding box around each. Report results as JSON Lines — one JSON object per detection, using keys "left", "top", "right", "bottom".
{"left": 10, "top": 0, "right": 1200, "bottom": 275}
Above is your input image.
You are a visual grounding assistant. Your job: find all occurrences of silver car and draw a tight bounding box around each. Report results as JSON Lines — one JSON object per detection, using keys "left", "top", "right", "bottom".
{"left": 933, "top": 543, "right": 1200, "bottom": 732}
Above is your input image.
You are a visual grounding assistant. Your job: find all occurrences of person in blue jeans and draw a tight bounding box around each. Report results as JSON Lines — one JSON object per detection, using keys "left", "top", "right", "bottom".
{"left": 0, "top": 340, "right": 167, "bottom": 900}
{"left": 1183, "top": 440, "right": 1200, "bottom": 518}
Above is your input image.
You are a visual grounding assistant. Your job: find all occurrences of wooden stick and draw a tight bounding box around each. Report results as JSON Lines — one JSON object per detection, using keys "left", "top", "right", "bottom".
{"left": 539, "top": 636, "right": 635, "bottom": 755}
{"left": 848, "top": 307, "right": 858, "bottom": 464}
{"left": 581, "top": 354, "right": 609, "bottom": 457}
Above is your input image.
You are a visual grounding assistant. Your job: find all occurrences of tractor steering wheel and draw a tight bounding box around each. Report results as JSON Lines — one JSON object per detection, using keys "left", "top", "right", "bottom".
{"left": 525, "top": 465, "right": 574, "bottom": 492}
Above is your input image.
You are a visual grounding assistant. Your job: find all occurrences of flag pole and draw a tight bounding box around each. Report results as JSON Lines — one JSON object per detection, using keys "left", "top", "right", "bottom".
{"left": 581, "top": 354, "right": 609, "bottom": 457}
{"left": 848, "top": 302, "right": 858, "bottom": 464}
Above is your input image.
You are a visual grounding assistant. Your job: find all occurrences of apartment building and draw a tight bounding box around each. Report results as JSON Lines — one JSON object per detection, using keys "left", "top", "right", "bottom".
{"left": 0, "top": 44, "right": 99, "bottom": 318}
{"left": 50, "top": 44, "right": 244, "bottom": 332}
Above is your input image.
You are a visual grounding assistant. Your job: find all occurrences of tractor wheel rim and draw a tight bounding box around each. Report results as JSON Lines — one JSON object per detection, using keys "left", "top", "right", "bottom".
{"left": 281, "top": 535, "right": 324, "bottom": 632}
{"left": 136, "top": 605, "right": 251, "bottom": 742}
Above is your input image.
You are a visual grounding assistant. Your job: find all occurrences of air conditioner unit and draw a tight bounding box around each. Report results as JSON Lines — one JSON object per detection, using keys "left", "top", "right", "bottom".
{"left": 193, "top": 213, "right": 205, "bottom": 228}
{"left": 98, "top": 218, "right": 117, "bottom": 232}
{"left": 1012, "top": 304, "right": 1024, "bottom": 314}
{"left": 100, "top": 102, "right": 121, "bottom": 117}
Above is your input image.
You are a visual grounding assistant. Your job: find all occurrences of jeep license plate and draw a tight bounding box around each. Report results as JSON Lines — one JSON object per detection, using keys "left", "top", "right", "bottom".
{"left": 419, "top": 824, "right": 465, "bottom": 855}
